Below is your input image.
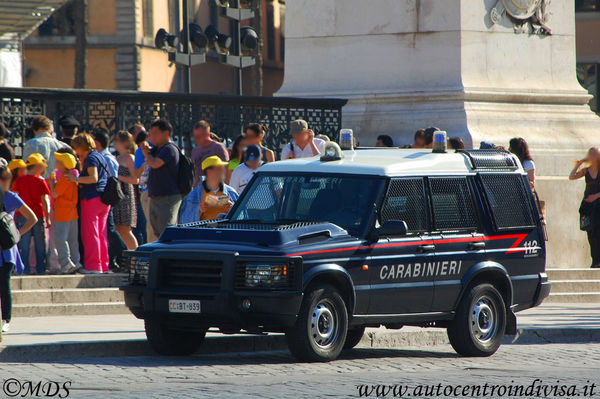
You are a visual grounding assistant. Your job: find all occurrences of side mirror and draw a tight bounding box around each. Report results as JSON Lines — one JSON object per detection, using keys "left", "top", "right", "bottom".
{"left": 374, "top": 220, "right": 408, "bottom": 240}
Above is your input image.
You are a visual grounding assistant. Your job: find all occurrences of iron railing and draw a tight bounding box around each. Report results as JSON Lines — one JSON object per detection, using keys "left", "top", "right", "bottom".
{"left": 0, "top": 88, "right": 347, "bottom": 157}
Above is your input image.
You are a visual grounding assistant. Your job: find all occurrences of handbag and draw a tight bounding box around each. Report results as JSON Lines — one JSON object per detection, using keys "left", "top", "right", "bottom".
{"left": 97, "top": 156, "right": 124, "bottom": 206}
{"left": 0, "top": 188, "right": 20, "bottom": 250}
{"left": 580, "top": 200, "right": 596, "bottom": 232}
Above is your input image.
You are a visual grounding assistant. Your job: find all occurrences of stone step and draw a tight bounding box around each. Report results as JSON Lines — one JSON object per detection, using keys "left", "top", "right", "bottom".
{"left": 12, "top": 288, "right": 124, "bottom": 305}
{"left": 550, "top": 280, "right": 600, "bottom": 293}
{"left": 546, "top": 292, "right": 600, "bottom": 303}
{"left": 12, "top": 302, "right": 129, "bottom": 317}
{"left": 547, "top": 268, "right": 600, "bottom": 281}
{"left": 12, "top": 274, "right": 127, "bottom": 290}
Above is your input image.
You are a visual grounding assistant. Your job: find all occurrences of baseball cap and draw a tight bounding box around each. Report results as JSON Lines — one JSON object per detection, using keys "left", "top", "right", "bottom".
{"left": 202, "top": 155, "right": 228, "bottom": 171}
{"left": 245, "top": 144, "right": 262, "bottom": 162}
{"left": 289, "top": 119, "right": 308, "bottom": 135}
{"left": 479, "top": 141, "right": 496, "bottom": 150}
{"left": 25, "top": 153, "right": 47, "bottom": 167}
{"left": 8, "top": 159, "right": 26, "bottom": 171}
{"left": 54, "top": 152, "right": 77, "bottom": 170}
{"left": 58, "top": 115, "right": 80, "bottom": 128}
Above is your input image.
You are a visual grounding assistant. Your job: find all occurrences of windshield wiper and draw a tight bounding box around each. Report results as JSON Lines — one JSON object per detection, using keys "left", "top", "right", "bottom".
{"left": 229, "top": 219, "right": 267, "bottom": 224}
{"left": 276, "top": 218, "right": 304, "bottom": 225}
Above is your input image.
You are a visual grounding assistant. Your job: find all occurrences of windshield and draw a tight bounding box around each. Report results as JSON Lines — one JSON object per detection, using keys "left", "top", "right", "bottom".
{"left": 229, "top": 174, "right": 384, "bottom": 236}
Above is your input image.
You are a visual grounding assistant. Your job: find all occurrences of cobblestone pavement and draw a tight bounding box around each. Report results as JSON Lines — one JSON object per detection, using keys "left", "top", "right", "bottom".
{"left": 1, "top": 343, "right": 599, "bottom": 398}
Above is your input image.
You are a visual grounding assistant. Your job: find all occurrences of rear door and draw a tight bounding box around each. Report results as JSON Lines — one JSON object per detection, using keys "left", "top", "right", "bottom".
{"left": 368, "top": 177, "right": 438, "bottom": 314}
{"left": 428, "top": 176, "right": 483, "bottom": 312}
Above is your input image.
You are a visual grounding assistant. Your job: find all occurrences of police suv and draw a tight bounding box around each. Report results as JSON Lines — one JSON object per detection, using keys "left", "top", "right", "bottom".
{"left": 122, "top": 141, "right": 550, "bottom": 362}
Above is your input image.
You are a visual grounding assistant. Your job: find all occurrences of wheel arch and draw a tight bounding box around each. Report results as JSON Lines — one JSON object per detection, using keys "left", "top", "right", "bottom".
{"left": 303, "top": 264, "right": 356, "bottom": 316}
{"left": 457, "top": 261, "right": 514, "bottom": 310}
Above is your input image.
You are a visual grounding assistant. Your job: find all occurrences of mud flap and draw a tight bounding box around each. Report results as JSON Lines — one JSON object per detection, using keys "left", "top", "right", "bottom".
{"left": 505, "top": 309, "right": 517, "bottom": 335}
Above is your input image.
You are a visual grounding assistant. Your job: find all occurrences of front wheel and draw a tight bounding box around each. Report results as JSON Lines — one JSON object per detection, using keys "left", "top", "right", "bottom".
{"left": 447, "top": 283, "right": 506, "bottom": 357}
{"left": 286, "top": 284, "right": 348, "bottom": 362}
{"left": 145, "top": 319, "right": 206, "bottom": 356}
{"left": 343, "top": 326, "right": 366, "bottom": 350}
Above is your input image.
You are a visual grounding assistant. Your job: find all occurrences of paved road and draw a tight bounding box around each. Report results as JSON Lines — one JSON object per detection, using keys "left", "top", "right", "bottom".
{"left": 3, "top": 343, "right": 599, "bottom": 398}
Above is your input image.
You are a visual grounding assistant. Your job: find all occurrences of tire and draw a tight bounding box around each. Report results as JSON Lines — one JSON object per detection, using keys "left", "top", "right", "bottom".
{"left": 343, "top": 326, "right": 366, "bottom": 350}
{"left": 144, "top": 319, "right": 206, "bottom": 356}
{"left": 447, "top": 283, "right": 506, "bottom": 357}
{"left": 286, "top": 284, "right": 348, "bottom": 362}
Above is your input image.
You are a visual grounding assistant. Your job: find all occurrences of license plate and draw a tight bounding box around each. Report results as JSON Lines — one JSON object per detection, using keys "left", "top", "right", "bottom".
{"left": 168, "top": 299, "right": 201, "bottom": 314}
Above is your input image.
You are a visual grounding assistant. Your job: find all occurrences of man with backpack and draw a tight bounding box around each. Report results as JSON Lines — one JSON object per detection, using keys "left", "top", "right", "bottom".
{"left": 140, "top": 119, "right": 190, "bottom": 238}
{"left": 280, "top": 119, "right": 325, "bottom": 160}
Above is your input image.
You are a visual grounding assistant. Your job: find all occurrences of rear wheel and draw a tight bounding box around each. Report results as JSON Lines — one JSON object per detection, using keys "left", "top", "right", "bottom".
{"left": 145, "top": 319, "right": 206, "bottom": 356}
{"left": 343, "top": 326, "right": 366, "bottom": 350}
{"left": 286, "top": 284, "right": 348, "bottom": 362}
{"left": 447, "top": 283, "right": 506, "bottom": 357}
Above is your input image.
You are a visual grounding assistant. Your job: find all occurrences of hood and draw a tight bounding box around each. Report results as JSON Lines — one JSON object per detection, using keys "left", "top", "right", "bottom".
{"left": 157, "top": 221, "right": 351, "bottom": 249}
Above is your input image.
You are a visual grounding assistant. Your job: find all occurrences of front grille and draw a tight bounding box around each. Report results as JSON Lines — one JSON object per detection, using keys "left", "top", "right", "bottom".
{"left": 162, "top": 259, "right": 223, "bottom": 290}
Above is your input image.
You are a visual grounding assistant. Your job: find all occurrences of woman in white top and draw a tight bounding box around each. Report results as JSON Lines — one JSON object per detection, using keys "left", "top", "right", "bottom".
{"left": 509, "top": 137, "right": 535, "bottom": 188}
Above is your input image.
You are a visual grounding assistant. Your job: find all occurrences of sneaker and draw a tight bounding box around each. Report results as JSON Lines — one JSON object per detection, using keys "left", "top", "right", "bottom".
{"left": 61, "top": 265, "right": 78, "bottom": 275}
{"left": 2, "top": 321, "right": 10, "bottom": 333}
{"left": 78, "top": 269, "right": 103, "bottom": 275}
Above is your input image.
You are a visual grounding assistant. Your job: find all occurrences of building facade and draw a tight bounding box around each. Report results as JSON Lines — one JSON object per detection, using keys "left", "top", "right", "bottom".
{"left": 577, "top": 0, "right": 600, "bottom": 113}
{"left": 23, "top": 0, "right": 285, "bottom": 95}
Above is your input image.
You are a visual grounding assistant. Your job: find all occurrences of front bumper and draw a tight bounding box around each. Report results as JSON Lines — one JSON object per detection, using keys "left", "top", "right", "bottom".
{"left": 122, "top": 249, "right": 303, "bottom": 332}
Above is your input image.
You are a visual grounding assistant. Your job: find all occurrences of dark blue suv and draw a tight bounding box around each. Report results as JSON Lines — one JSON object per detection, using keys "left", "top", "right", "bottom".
{"left": 122, "top": 148, "right": 550, "bottom": 362}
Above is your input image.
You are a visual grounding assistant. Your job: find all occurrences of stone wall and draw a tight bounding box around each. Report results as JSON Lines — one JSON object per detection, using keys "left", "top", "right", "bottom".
{"left": 277, "top": 0, "right": 600, "bottom": 267}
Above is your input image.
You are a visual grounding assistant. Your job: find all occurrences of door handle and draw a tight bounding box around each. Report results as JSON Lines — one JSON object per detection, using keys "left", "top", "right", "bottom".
{"left": 468, "top": 242, "right": 486, "bottom": 251}
{"left": 418, "top": 244, "right": 436, "bottom": 253}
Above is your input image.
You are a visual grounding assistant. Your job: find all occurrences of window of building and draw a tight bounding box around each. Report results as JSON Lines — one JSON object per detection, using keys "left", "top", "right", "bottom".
{"left": 142, "top": 0, "right": 154, "bottom": 39}
{"left": 577, "top": 63, "right": 599, "bottom": 113}
{"left": 38, "top": 2, "right": 76, "bottom": 36}
{"left": 380, "top": 178, "right": 429, "bottom": 233}
{"left": 266, "top": 4, "right": 275, "bottom": 60}
{"left": 576, "top": 0, "right": 600, "bottom": 11}
{"left": 429, "top": 177, "right": 478, "bottom": 232}
{"left": 279, "top": 2, "right": 285, "bottom": 62}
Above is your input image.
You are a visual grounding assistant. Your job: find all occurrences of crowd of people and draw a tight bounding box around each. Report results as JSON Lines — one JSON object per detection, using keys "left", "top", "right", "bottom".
{"left": 0, "top": 112, "right": 582, "bottom": 331}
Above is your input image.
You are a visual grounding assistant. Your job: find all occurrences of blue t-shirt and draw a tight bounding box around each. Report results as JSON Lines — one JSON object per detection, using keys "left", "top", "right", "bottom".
{"left": 80, "top": 150, "right": 109, "bottom": 200}
{"left": 135, "top": 143, "right": 151, "bottom": 192}
{"left": 148, "top": 142, "right": 180, "bottom": 197}
{"left": 2, "top": 191, "right": 25, "bottom": 273}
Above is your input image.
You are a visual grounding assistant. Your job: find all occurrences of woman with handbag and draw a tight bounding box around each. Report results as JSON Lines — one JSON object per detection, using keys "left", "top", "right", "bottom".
{"left": 68, "top": 134, "right": 110, "bottom": 274}
{"left": 570, "top": 147, "right": 600, "bottom": 267}
{"left": 0, "top": 160, "right": 37, "bottom": 332}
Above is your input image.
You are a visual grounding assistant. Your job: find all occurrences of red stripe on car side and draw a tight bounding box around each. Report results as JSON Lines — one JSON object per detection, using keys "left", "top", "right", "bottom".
{"left": 286, "top": 233, "right": 529, "bottom": 257}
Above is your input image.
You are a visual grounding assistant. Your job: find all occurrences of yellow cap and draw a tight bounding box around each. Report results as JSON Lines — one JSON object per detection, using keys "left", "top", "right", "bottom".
{"left": 8, "top": 159, "right": 26, "bottom": 171}
{"left": 25, "top": 153, "right": 47, "bottom": 167}
{"left": 202, "top": 155, "right": 228, "bottom": 171}
{"left": 54, "top": 152, "right": 77, "bottom": 170}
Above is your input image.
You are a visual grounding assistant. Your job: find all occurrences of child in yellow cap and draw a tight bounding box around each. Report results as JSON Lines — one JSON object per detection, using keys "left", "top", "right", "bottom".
{"left": 12, "top": 153, "right": 51, "bottom": 274}
{"left": 8, "top": 159, "right": 26, "bottom": 190}
{"left": 50, "top": 149, "right": 80, "bottom": 274}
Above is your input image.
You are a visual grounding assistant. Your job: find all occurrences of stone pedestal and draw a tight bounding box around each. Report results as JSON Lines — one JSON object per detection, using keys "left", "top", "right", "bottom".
{"left": 276, "top": 0, "right": 600, "bottom": 267}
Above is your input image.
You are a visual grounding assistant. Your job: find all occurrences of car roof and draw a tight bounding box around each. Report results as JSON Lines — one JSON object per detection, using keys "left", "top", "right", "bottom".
{"left": 259, "top": 148, "right": 524, "bottom": 177}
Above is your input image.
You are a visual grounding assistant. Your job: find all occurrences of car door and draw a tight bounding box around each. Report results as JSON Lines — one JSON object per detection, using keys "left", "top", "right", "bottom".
{"left": 428, "top": 176, "right": 483, "bottom": 312}
{"left": 368, "top": 177, "right": 437, "bottom": 314}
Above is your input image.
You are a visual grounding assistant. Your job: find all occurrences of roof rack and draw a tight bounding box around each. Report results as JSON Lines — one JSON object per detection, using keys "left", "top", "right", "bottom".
{"left": 458, "top": 149, "right": 519, "bottom": 171}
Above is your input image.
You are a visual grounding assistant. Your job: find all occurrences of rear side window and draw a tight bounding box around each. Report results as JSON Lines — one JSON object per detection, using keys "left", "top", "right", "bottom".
{"left": 380, "top": 178, "right": 429, "bottom": 233}
{"left": 480, "top": 174, "right": 536, "bottom": 230}
{"left": 429, "top": 177, "right": 478, "bottom": 232}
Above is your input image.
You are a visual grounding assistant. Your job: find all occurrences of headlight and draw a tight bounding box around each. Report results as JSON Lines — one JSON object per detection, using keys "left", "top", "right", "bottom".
{"left": 244, "top": 263, "right": 289, "bottom": 289}
{"left": 129, "top": 257, "right": 151, "bottom": 285}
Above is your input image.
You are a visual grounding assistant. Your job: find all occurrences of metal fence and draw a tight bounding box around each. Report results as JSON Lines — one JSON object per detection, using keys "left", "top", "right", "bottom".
{"left": 0, "top": 88, "right": 347, "bottom": 157}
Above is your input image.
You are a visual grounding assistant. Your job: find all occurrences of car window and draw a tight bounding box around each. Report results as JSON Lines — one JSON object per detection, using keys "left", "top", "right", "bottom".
{"left": 480, "top": 173, "right": 536, "bottom": 230}
{"left": 380, "top": 178, "right": 429, "bottom": 233}
{"left": 429, "top": 177, "right": 478, "bottom": 232}
{"left": 230, "top": 174, "right": 383, "bottom": 236}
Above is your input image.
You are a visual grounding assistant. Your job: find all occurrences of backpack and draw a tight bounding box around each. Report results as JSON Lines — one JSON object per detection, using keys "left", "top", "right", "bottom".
{"left": 168, "top": 142, "right": 194, "bottom": 196}
{"left": 97, "top": 156, "right": 124, "bottom": 206}
{"left": 0, "top": 189, "right": 20, "bottom": 250}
